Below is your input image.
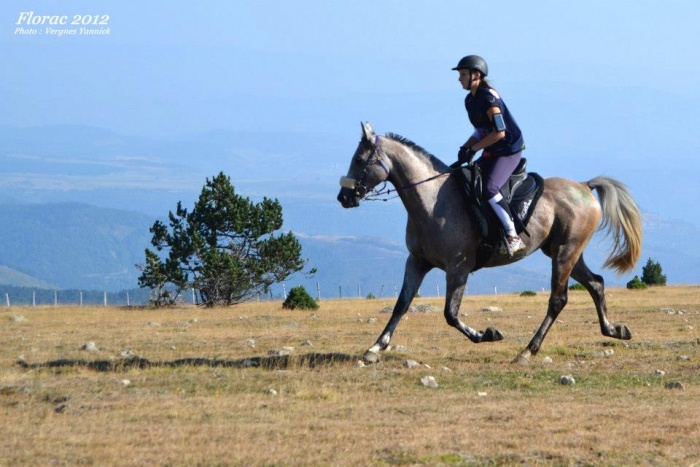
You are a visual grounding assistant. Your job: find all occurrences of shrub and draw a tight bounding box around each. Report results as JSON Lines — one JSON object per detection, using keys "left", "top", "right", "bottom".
{"left": 282, "top": 286, "right": 319, "bottom": 310}
{"left": 626, "top": 275, "right": 648, "bottom": 290}
{"left": 366, "top": 293, "right": 376, "bottom": 299}
{"left": 641, "top": 258, "right": 667, "bottom": 286}
{"left": 569, "top": 283, "right": 586, "bottom": 291}
{"left": 520, "top": 290, "right": 536, "bottom": 297}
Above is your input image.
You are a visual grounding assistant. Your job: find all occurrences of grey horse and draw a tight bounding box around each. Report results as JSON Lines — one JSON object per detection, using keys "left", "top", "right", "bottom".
{"left": 337, "top": 122, "right": 642, "bottom": 364}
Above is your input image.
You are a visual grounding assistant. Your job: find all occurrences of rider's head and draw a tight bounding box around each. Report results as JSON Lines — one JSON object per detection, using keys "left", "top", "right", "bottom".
{"left": 453, "top": 55, "right": 488, "bottom": 90}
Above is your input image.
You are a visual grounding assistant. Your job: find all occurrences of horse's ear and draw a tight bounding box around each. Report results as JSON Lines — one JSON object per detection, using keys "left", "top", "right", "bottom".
{"left": 361, "top": 121, "right": 376, "bottom": 143}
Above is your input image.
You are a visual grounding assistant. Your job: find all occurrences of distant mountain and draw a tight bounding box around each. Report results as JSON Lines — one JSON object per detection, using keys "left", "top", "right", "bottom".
{"left": 0, "top": 265, "right": 56, "bottom": 289}
{"left": 0, "top": 203, "right": 154, "bottom": 291}
{"left": 1, "top": 123, "right": 699, "bottom": 295}
{"left": 0, "top": 202, "right": 698, "bottom": 297}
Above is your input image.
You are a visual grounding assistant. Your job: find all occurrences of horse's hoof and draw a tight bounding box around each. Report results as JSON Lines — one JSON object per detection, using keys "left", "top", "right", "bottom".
{"left": 615, "top": 325, "right": 632, "bottom": 340}
{"left": 512, "top": 354, "right": 531, "bottom": 365}
{"left": 362, "top": 350, "right": 380, "bottom": 364}
{"left": 481, "top": 327, "right": 504, "bottom": 342}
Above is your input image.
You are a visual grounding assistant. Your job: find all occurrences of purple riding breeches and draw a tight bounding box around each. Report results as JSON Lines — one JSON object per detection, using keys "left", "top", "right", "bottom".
{"left": 478, "top": 152, "right": 522, "bottom": 199}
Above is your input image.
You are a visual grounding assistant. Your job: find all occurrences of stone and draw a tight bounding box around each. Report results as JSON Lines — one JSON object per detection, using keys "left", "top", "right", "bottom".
{"left": 356, "top": 360, "right": 366, "bottom": 368}
{"left": 81, "top": 342, "right": 99, "bottom": 352}
{"left": 542, "top": 356, "right": 553, "bottom": 364}
{"left": 246, "top": 339, "right": 256, "bottom": 348}
{"left": 655, "top": 369, "right": 666, "bottom": 376}
{"left": 267, "top": 389, "right": 278, "bottom": 396}
{"left": 420, "top": 376, "right": 438, "bottom": 388}
{"left": 677, "top": 355, "right": 691, "bottom": 361}
{"left": 404, "top": 359, "right": 419, "bottom": 369}
{"left": 559, "top": 375, "right": 576, "bottom": 386}
{"left": 120, "top": 379, "right": 131, "bottom": 387}
{"left": 300, "top": 340, "right": 313, "bottom": 347}
{"left": 480, "top": 306, "right": 502, "bottom": 313}
{"left": 478, "top": 392, "right": 488, "bottom": 397}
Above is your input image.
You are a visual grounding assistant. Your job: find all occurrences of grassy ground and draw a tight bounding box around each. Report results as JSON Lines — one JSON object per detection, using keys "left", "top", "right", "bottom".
{"left": 1, "top": 286, "right": 699, "bottom": 466}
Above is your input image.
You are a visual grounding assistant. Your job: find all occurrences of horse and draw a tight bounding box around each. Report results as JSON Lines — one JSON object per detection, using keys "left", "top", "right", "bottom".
{"left": 337, "top": 122, "right": 642, "bottom": 364}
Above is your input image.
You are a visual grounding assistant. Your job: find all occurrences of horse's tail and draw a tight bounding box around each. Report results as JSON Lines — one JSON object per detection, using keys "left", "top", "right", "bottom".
{"left": 587, "top": 176, "right": 643, "bottom": 275}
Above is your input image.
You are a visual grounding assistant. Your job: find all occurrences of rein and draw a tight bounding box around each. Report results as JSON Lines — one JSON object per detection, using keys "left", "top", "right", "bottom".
{"left": 340, "top": 134, "right": 461, "bottom": 202}
{"left": 364, "top": 136, "right": 459, "bottom": 201}
{"left": 365, "top": 168, "right": 456, "bottom": 201}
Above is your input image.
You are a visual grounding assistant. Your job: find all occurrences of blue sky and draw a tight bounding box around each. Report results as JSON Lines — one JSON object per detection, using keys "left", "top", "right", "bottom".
{"left": 4, "top": 1, "right": 700, "bottom": 131}
{"left": 2, "top": 0, "right": 700, "bottom": 225}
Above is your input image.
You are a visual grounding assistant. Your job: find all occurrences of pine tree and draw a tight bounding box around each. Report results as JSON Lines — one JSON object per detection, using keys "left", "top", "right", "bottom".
{"left": 640, "top": 258, "right": 667, "bottom": 286}
{"left": 138, "top": 172, "right": 311, "bottom": 306}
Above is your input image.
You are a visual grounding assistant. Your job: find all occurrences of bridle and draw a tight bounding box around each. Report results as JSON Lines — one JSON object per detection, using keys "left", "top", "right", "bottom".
{"left": 339, "top": 136, "right": 391, "bottom": 199}
{"left": 339, "top": 135, "right": 457, "bottom": 202}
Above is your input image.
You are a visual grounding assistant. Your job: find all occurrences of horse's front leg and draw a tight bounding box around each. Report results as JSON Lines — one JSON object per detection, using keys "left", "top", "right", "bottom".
{"left": 363, "top": 254, "right": 431, "bottom": 364}
{"left": 444, "top": 273, "right": 504, "bottom": 343}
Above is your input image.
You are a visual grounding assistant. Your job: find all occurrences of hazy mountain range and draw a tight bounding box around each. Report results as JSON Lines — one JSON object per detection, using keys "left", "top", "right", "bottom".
{"left": 1, "top": 124, "right": 698, "bottom": 301}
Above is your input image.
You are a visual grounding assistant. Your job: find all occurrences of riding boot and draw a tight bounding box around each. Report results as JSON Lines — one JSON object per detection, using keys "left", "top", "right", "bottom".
{"left": 489, "top": 194, "right": 526, "bottom": 256}
{"left": 488, "top": 194, "right": 517, "bottom": 237}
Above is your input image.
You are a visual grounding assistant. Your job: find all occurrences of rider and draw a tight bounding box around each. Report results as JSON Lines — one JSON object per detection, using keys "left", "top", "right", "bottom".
{"left": 452, "top": 54, "right": 526, "bottom": 255}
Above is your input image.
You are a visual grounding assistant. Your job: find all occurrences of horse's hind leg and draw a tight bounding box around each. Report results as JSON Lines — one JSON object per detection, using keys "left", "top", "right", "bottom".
{"left": 363, "top": 254, "right": 431, "bottom": 364}
{"left": 513, "top": 244, "right": 580, "bottom": 364}
{"left": 570, "top": 255, "right": 632, "bottom": 340}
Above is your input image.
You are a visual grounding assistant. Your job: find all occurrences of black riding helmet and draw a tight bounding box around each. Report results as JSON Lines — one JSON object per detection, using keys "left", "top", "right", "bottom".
{"left": 452, "top": 55, "right": 488, "bottom": 77}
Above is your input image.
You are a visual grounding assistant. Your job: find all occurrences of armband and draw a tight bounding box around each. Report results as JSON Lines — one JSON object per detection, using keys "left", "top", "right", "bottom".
{"left": 493, "top": 113, "right": 506, "bottom": 132}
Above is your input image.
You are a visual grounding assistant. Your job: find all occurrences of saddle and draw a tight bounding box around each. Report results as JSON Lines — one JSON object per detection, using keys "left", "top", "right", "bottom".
{"left": 457, "top": 158, "right": 544, "bottom": 269}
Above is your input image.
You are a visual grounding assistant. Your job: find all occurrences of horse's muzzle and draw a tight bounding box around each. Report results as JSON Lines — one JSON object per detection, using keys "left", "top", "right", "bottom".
{"left": 337, "top": 188, "right": 359, "bottom": 208}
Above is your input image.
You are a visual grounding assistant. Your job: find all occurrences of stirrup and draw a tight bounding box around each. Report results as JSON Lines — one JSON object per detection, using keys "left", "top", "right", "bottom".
{"left": 499, "top": 236, "right": 526, "bottom": 257}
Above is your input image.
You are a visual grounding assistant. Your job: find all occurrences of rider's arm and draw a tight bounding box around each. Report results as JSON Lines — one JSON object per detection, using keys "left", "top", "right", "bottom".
{"left": 469, "top": 106, "right": 505, "bottom": 152}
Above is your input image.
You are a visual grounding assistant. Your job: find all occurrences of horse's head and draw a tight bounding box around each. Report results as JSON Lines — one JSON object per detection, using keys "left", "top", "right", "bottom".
{"left": 337, "top": 122, "right": 391, "bottom": 208}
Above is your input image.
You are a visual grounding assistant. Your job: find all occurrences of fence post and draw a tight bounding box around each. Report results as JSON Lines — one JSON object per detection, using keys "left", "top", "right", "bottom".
{"left": 79, "top": 291, "right": 83, "bottom": 307}
{"left": 339, "top": 285, "right": 342, "bottom": 299}
{"left": 32, "top": 291, "right": 36, "bottom": 307}
{"left": 316, "top": 282, "right": 321, "bottom": 301}
{"left": 126, "top": 291, "right": 130, "bottom": 307}
{"left": 103, "top": 291, "right": 107, "bottom": 306}
{"left": 282, "top": 283, "right": 287, "bottom": 300}
{"left": 5, "top": 293, "right": 9, "bottom": 307}
{"left": 54, "top": 291, "right": 58, "bottom": 307}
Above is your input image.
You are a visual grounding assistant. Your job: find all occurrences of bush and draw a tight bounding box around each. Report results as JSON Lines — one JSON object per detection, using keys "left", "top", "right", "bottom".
{"left": 366, "top": 293, "right": 376, "bottom": 299}
{"left": 569, "top": 283, "right": 586, "bottom": 291}
{"left": 520, "top": 290, "right": 536, "bottom": 297}
{"left": 641, "top": 258, "right": 667, "bottom": 286}
{"left": 626, "top": 275, "right": 648, "bottom": 290}
{"left": 282, "top": 286, "right": 319, "bottom": 310}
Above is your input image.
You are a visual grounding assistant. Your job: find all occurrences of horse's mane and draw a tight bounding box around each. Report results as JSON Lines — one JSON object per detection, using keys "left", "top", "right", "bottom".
{"left": 385, "top": 133, "right": 446, "bottom": 168}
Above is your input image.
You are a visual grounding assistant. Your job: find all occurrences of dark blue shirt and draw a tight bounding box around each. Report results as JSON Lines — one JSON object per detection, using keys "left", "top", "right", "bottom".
{"left": 465, "top": 86, "right": 525, "bottom": 156}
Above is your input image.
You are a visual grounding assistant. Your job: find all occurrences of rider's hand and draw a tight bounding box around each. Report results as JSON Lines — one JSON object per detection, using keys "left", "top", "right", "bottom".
{"left": 458, "top": 145, "right": 476, "bottom": 165}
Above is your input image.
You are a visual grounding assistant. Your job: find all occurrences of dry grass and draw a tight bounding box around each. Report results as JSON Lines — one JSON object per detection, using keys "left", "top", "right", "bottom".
{"left": 1, "top": 286, "right": 699, "bottom": 466}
